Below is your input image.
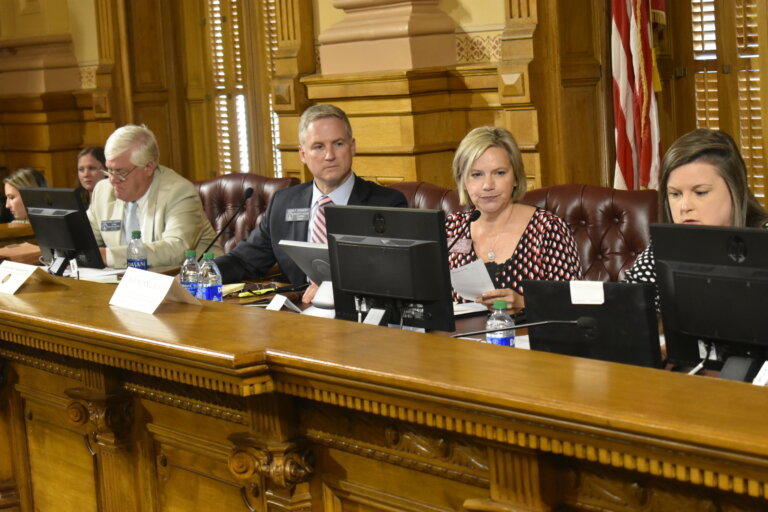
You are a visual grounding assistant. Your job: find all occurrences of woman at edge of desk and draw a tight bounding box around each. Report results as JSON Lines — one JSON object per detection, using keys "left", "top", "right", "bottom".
{"left": 0, "top": 168, "right": 48, "bottom": 263}
{"left": 445, "top": 126, "right": 582, "bottom": 313}
{"left": 624, "top": 128, "right": 768, "bottom": 302}
{"left": 4, "top": 167, "right": 48, "bottom": 224}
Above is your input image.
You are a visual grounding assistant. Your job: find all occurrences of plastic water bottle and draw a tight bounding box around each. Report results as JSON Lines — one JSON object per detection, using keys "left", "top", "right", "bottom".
{"left": 196, "top": 252, "right": 222, "bottom": 301}
{"left": 126, "top": 230, "right": 148, "bottom": 270}
{"left": 180, "top": 250, "right": 200, "bottom": 297}
{"left": 485, "top": 300, "right": 515, "bottom": 346}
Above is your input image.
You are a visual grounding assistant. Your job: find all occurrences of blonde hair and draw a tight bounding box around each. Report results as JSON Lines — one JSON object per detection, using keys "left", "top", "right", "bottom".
{"left": 452, "top": 126, "right": 526, "bottom": 206}
{"left": 298, "top": 104, "right": 353, "bottom": 145}
{"left": 105, "top": 124, "right": 159, "bottom": 166}
{"left": 4, "top": 167, "right": 47, "bottom": 189}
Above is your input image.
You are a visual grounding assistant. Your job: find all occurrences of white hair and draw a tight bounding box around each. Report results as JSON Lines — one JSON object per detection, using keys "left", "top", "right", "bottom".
{"left": 104, "top": 124, "right": 159, "bottom": 166}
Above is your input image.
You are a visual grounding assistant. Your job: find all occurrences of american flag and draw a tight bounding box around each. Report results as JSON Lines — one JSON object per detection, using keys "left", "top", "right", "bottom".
{"left": 611, "top": 0, "right": 662, "bottom": 190}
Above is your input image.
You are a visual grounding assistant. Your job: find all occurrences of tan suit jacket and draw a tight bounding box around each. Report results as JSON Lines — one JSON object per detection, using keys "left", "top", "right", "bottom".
{"left": 87, "top": 165, "right": 220, "bottom": 267}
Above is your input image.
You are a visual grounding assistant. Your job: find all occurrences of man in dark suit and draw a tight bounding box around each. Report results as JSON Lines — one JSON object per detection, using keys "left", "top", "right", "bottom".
{"left": 215, "top": 104, "right": 407, "bottom": 297}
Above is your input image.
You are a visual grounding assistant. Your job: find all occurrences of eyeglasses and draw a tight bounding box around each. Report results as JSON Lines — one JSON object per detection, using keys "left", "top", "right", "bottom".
{"left": 102, "top": 165, "right": 142, "bottom": 181}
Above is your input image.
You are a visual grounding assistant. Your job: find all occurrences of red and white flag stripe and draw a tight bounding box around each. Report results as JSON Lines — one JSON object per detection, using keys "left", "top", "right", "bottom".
{"left": 612, "top": 0, "right": 660, "bottom": 190}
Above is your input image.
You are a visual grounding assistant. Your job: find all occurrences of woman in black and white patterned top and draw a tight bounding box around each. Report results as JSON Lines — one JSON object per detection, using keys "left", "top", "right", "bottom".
{"left": 446, "top": 126, "right": 581, "bottom": 312}
{"left": 624, "top": 129, "right": 768, "bottom": 305}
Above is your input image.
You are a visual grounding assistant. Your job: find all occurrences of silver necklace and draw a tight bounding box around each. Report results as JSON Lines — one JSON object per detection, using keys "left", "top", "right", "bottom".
{"left": 483, "top": 205, "right": 515, "bottom": 261}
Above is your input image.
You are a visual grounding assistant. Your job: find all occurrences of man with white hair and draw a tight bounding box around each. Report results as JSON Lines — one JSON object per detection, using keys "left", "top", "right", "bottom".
{"left": 215, "top": 104, "right": 407, "bottom": 297}
{"left": 87, "top": 124, "right": 219, "bottom": 267}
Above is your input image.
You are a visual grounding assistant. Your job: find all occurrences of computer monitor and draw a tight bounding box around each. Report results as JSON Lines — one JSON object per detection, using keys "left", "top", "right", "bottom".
{"left": 524, "top": 280, "right": 662, "bottom": 368}
{"left": 20, "top": 187, "right": 104, "bottom": 275}
{"left": 326, "top": 205, "right": 454, "bottom": 332}
{"left": 652, "top": 223, "right": 768, "bottom": 381}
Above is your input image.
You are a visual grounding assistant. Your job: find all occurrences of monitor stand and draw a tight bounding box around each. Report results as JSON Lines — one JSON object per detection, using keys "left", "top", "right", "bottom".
{"left": 48, "top": 256, "right": 70, "bottom": 276}
{"left": 719, "top": 356, "right": 764, "bottom": 382}
{"left": 301, "top": 281, "right": 335, "bottom": 319}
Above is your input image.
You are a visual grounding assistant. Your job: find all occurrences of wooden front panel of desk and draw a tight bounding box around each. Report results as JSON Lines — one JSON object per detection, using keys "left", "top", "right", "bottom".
{"left": 0, "top": 278, "right": 767, "bottom": 512}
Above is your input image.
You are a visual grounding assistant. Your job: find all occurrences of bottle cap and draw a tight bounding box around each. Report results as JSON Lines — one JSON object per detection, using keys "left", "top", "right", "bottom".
{"left": 131, "top": 230, "right": 141, "bottom": 239}
{"left": 492, "top": 300, "right": 508, "bottom": 310}
{"left": 203, "top": 252, "right": 214, "bottom": 260}
{"left": 185, "top": 249, "right": 196, "bottom": 258}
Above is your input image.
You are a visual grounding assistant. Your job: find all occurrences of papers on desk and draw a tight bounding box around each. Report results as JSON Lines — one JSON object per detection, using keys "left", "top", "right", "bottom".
{"left": 453, "top": 302, "right": 487, "bottom": 317}
{"left": 66, "top": 266, "right": 126, "bottom": 283}
{"left": 450, "top": 259, "right": 494, "bottom": 301}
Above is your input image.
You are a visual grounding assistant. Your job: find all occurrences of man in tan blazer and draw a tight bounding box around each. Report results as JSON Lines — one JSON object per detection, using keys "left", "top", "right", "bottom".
{"left": 87, "top": 125, "right": 220, "bottom": 268}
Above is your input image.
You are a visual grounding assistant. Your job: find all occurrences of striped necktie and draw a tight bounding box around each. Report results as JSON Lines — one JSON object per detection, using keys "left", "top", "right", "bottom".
{"left": 310, "top": 195, "right": 333, "bottom": 244}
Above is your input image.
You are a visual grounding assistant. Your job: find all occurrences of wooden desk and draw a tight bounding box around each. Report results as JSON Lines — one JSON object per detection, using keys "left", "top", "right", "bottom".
{"left": 0, "top": 223, "right": 34, "bottom": 247}
{"left": 1, "top": 277, "right": 767, "bottom": 512}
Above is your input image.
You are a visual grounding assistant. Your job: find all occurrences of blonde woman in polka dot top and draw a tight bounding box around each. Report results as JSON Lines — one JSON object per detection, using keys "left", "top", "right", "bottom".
{"left": 446, "top": 127, "right": 582, "bottom": 313}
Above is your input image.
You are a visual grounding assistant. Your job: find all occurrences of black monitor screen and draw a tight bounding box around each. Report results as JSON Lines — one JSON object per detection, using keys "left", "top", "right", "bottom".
{"left": 20, "top": 187, "right": 104, "bottom": 274}
{"left": 652, "top": 223, "right": 768, "bottom": 380}
{"left": 326, "top": 205, "right": 454, "bottom": 332}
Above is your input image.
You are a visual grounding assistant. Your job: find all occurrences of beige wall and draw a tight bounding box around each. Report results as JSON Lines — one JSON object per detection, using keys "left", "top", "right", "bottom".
{"left": 313, "top": 0, "right": 504, "bottom": 69}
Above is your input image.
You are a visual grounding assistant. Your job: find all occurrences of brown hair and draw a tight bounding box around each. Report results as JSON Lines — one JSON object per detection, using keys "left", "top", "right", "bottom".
{"left": 3, "top": 167, "right": 47, "bottom": 189}
{"left": 659, "top": 129, "right": 768, "bottom": 227}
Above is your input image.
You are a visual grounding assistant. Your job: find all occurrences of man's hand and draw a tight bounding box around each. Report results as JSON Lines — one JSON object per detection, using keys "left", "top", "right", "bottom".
{"left": 301, "top": 282, "right": 319, "bottom": 304}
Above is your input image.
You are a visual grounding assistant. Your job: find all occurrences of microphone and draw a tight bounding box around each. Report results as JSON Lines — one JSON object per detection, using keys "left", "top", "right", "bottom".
{"left": 198, "top": 187, "right": 254, "bottom": 261}
{"left": 451, "top": 316, "right": 598, "bottom": 339}
{"left": 447, "top": 209, "right": 481, "bottom": 252}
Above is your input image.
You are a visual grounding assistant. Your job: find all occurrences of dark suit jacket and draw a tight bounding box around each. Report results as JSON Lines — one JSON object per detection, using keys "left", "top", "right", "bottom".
{"left": 215, "top": 176, "right": 407, "bottom": 284}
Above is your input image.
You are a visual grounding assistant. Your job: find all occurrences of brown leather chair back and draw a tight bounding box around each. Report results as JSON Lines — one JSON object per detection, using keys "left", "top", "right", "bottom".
{"left": 196, "top": 173, "right": 299, "bottom": 254}
{"left": 387, "top": 181, "right": 463, "bottom": 216}
{"left": 521, "top": 184, "right": 658, "bottom": 281}
{"left": 387, "top": 181, "right": 657, "bottom": 282}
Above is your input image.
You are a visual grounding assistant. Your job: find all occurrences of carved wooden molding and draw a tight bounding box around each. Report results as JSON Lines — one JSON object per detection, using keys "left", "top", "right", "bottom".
{"left": 0, "top": 479, "right": 20, "bottom": 509}
{"left": 228, "top": 433, "right": 314, "bottom": 490}
{"left": 274, "top": 378, "right": 768, "bottom": 500}
{"left": 0, "top": 345, "right": 81, "bottom": 382}
{"left": 123, "top": 381, "right": 247, "bottom": 424}
{"left": 0, "top": 330, "right": 272, "bottom": 397}
{"left": 64, "top": 387, "right": 133, "bottom": 449}
{"left": 302, "top": 402, "right": 488, "bottom": 486}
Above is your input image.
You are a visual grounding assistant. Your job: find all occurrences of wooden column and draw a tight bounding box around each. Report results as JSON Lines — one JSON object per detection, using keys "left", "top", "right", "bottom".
{"left": 318, "top": 0, "right": 456, "bottom": 75}
{"left": 499, "top": 0, "right": 542, "bottom": 189}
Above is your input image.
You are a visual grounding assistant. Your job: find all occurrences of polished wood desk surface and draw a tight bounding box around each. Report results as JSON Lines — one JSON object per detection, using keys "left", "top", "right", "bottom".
{"left": 1, "top": 275, "right": 767, "bottom": 461}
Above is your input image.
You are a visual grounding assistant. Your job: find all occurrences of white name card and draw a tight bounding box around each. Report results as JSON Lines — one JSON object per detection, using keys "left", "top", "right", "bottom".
{"left": 266, "top": 294, "right": 302, "bottom": 313}
{"left": 569, "top": 281, "right": 605, "bottom": 305}
{"left": 363, "top": 308, "right": 386, "bottom": 325}
{"left": 109, "top": 267, "right": 200, "bottom": 314}
{"left": 0, "top": 261, "right": 60, "bottom": 295}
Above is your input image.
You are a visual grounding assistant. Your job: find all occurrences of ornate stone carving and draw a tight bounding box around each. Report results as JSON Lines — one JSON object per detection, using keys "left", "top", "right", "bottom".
{"left": 228, "top": 433, "right": 314, "bottom": 490}
{"left": 64, "top": 387, "right": 133, "bottom": 449}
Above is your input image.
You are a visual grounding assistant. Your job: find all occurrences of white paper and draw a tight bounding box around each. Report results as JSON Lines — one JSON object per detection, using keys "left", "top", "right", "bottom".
{"left": 0, "top": 261, "right": 59, "bottom": 295}
{"left": 266, "top": 294, "right": 302, "bottom": 313}
{"left": 569, "top": 281, "right": 605, "bottom": 305}
{"left": 752, "top": 362, "right": 768, "bottom": 386}
{"left": 450, "top": 260, "right": 495, "bottom": 301}
{"left": 109, "top": 267, "right": 199, "bottom": 314}
{"left": 453, "top": 302, "right": 488, "bottom": 317}
{"left": 363, "top": 308, "right": 386, "bottom": 325}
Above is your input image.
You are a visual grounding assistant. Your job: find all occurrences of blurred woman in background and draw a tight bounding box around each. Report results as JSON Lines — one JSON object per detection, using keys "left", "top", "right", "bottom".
{"left": 4, "top": 167, "right": 47, "bottom": 222}
{"left": 76, "top": 146, "right": 106, "bottom": 206}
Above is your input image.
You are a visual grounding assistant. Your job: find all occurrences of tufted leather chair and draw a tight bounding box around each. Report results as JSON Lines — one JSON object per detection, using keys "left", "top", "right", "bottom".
{"left": 521, "top": 184, "right": 657, "bottom": 281}
{"left": 195, "top": 173, "right": 299, "bottom": 254}
{"left": 387, "top": 181, "right": 657, "bottom": 282}
{"left": 387, "top": 181, "right": 463, "bottom": 216}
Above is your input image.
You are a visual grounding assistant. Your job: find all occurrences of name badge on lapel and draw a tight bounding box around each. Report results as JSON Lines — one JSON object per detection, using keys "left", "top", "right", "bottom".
{"left": 101, "top": 220, "right": 122, "bottom": 232}
{"left": 448, "top": 237, "right": 472, "bottom": 254}
{"left": 285, "top": 208, "right": 310, "bottom": 222}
